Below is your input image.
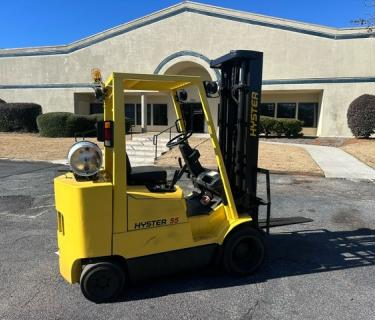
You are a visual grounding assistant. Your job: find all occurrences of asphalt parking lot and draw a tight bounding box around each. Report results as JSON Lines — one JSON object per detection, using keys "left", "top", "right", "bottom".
{"left": 0, "top": 159, "right": 374, "bottom": 320}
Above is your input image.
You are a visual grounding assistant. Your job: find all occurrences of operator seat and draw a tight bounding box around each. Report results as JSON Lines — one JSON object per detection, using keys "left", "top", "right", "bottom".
{"left": 126, "top": 153, "right": 167, "bottom": 186}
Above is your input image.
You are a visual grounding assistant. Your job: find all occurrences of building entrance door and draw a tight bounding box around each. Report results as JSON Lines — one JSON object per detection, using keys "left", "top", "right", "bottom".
{"left": 181, "top": 103, "right": 205, "bottom": 133}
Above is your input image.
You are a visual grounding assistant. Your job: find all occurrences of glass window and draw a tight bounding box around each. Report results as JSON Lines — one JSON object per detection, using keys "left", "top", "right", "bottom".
{"left": 153, "top": 104, "right": 168, "bottom": 126}
{"left": 298, "top": 103, "right": 318, "bottom": 127}
{"left": 277, "top": 103, "right": 296, "bottom": 119}
{"left": 147, "top": 104, "right": 152, "bottom": 125}
{"left": 260, "top": 103, "right": 275, "bottom": 117}
{"left": 89, "top": 103, "right": 103, "bottom": 114}
{"left": 136, "top": 104, "right": 141, "bottom": 125}
{"left": 125, "top": 104, "right": 135, "bottom": 123}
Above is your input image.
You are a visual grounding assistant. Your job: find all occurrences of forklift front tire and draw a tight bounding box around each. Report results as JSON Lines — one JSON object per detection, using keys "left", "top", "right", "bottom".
{"left": 80, "top": 261, "right": 126, "bottom": 303}
{"left": 222, "top": 227, "right": 265, "bottom": 276}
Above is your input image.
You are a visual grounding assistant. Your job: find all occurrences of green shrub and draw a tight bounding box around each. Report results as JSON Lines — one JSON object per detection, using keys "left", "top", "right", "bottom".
{"left": 260, "top": 116, "right": 277, "bottom": 137}
{"left": 272, "top": 120, "right": 284, "bottom": 136}
{"left": 37, "top": 112, "right": 133, "bottom": 137}
{"left": 37, "top": 112, "right": 100, "bottom": 137}
{"left": 259, "top": 116, "right": 303, "bottom": 137}
{"left": 280, "top": 118, "right": 304, "bottom": 137}
{"left": 87, "top": 113, "right": 104, "bottom": 123}
{"left": 66, "top": 114, "right": 97, "bottom": 137}
{"left": 0, "top": 103, "right": 42, "bottom": 132}
{"left": 37, "top": 112, "right": 73, "bottom": 137}
{"left": 347, "top": 94, "right": 375, "bottom": 137}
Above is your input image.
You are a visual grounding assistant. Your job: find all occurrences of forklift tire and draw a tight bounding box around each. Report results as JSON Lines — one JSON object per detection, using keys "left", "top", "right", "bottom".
{"left": 222, "top": 227, "right": 265, "bottom": 276}
{"left": 80, "top": 261, "right": 125, "bottom": 303}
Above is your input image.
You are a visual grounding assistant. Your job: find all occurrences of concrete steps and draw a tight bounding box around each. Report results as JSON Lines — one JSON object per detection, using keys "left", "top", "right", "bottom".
{"left": 126, "top": 133, "right": 176, "bottom": 167}
{"left": 126, "top": 144, "right": 169, "bottom": 152}
{"left": 127, "top": 155, "right": 155, "bottom": 166}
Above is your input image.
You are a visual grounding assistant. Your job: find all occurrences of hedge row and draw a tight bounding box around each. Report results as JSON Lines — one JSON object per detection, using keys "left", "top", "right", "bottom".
{"left": 0, "top": 103, "right": 42, "bottom": 132}
{"left": 37, "top": 112, "right": 95, "bottom": 137}
{"left": 36, "top": 112, "right": 133, "bottom": 137}
{"left": 347, "top": 94, "right": 375, "bottom": 138}
{"left": 260, "top": 116, "right": 304, "bottom": 137}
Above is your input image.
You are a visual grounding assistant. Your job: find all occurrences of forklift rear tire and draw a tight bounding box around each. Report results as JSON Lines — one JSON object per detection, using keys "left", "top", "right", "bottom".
{"left": 80, "top": 261, "right": 125, "bottom": 303}
{"left": 222, "top": 227, "right": 265, "bottom": 276}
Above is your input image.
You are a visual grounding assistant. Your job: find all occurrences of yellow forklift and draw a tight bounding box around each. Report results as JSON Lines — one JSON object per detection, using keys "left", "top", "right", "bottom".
{"left": 54, "top": 50, "right": 311, "bottom": 302}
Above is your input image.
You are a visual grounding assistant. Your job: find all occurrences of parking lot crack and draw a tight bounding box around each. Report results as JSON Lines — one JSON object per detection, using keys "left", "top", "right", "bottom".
{"left": 240, "top": 299, "right": 259, "bottom": 320}
{"left": 20, "top": 287, "right": 40, "bottom": 309}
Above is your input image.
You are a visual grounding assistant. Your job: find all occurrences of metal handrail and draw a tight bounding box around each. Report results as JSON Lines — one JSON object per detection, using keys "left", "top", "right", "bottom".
{"left": 129, "top": 124, "right": 135, "bottom": 140}
{"left": 152, "top": 123, "right": 176, "bottom": 160}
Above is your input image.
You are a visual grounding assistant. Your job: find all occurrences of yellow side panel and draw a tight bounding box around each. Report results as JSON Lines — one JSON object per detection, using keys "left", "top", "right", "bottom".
{"left": 54, "top": 174, "right": 113, "bottom": 283}
{"left": 127, "top": 185, "right": 187, "bottom": 231}
{"left": 188, "top": 205, "right": 252, "bottom": 245}
{"left": 113, "top": 185, "right": 194, "bottom": 258}
{"left": 113, "top": 224, "right": 194, "bottom": 258}
{"left": 189, "top": 204, "right": 228, "bottom": 241}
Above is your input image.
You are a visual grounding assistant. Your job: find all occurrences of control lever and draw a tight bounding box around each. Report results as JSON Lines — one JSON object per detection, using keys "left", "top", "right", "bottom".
{"left": 168, "top": 164, "right": 187, "bottom": 190}
{"left": 178, "top": 157, "right": 190, "bottom": 178}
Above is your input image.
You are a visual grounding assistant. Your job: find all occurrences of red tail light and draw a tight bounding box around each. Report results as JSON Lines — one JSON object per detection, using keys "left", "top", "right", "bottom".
{"left": 104, "top": 121, "right": 113, "bottom": 147}
{"left": 97, "top": 121, "right": 114, "bottom": 147}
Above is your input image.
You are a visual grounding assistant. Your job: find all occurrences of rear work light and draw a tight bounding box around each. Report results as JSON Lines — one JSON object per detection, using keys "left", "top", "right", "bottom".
{"left": 68, "top": 141, "right": 103, "bottom": 177}
{"left": 97, "top": 121, "right": 114, "bottom": 147}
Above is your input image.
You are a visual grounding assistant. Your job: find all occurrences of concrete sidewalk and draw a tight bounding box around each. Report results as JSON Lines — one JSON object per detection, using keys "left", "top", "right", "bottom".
{"left": 264, "top": 142, "right": 375, "bottom": 180}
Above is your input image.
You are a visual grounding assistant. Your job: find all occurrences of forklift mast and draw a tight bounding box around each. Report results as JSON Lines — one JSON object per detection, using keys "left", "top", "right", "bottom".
{"left": 211, "top": 50, "right": 263, "bottom": 218}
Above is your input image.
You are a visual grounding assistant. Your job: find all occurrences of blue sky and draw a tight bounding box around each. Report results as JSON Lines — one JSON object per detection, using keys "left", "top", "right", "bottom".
{"left": 0, "top": 0, "right": 372, "bottom": 49}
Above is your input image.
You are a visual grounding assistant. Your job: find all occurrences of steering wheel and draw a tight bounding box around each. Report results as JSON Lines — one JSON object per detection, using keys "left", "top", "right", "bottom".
{"left": 166, "top": 131, "right": 193, "bottom": 148}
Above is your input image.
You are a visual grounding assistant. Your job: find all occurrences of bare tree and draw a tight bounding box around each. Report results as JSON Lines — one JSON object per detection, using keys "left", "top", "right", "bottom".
{"left": 352, "top": 0, "right": 375, "bottom": 31}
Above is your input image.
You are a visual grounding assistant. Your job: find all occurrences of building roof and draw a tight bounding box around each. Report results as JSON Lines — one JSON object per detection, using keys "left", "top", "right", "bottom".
{"left": 0, "top": 1, "right": 374, "bottom": 58}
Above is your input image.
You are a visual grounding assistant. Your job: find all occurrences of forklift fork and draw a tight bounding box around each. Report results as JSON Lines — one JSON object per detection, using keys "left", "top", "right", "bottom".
{"left": 257, "top": 168, "right": 271, "bottom": 234}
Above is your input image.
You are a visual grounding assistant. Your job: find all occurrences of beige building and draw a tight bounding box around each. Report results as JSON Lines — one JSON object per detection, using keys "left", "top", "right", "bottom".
{"left": 0, "top": 1, "right": 375, "bottom": 137}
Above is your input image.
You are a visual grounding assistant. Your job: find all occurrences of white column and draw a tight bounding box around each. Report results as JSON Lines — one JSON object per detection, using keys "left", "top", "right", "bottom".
{"left": 141, "top": 94, "right": 147, "bottom": 132}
